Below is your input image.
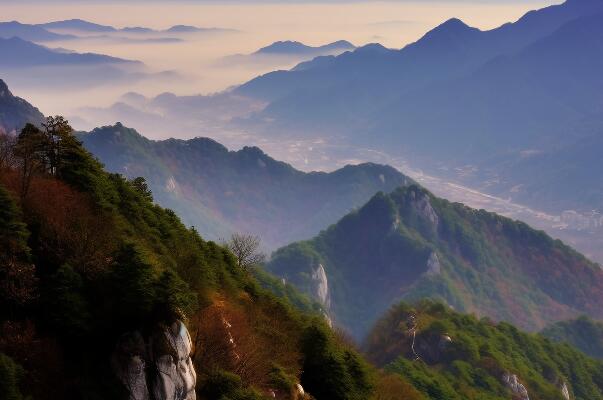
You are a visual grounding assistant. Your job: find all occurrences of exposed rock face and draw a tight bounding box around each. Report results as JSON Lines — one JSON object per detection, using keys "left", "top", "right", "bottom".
{"left": 311, "top": 263, "right": 331, "bottom": 309}
{"left": 560, "top": 382, "right": 570, "bottom": 400}
{"left": 502, "top": 372, "right": 529, "bottom": 400}
{"left": 112, "top": 320, "right": 196, "bottom": 400}
{"left": 410, "top": 190, "right": 439, "bottom": 229}
{"left": 425, "top": 251, "right": 441, "bottom": 276}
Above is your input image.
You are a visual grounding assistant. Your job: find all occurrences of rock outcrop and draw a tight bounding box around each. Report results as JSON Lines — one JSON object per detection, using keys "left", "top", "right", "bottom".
{"left": 409, "top": 189, "right": 439, "bottom": 229}
{"left": 559, "top": 381, "right": 570, "bottom": 400}
{"left": 311, "top": 263, "right": 330, "bottom": 309}
{"left": 112, "top": 320, "right": 196, "bottom": 400}
{"left": 425, "top": 251, "right": 441, "bottom": 276}
{"left": 502, "top": 372, "right": 529, "bottom": 400}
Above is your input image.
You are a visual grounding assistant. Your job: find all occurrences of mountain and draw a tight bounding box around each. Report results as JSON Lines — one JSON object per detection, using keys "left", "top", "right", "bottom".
{"left": 233, "top": 0, "right": 603, "bottom": 215}
{"left": 364, "top": 300, "right": 603, "bottom": 400}
{"left": 0, "top": 79, "right": 44, "bottom": 134}
{"left": 37, "top": 19, "right": 116, "bottom": 33}
{"left": 267, "top": 185, "right": 603, "bottom": 340}
{"left": 255, "top": 40, "right": 356, "bottom": 56}
{"left": 0, "top": 21, "right": 76, "bottom": 41}
{"left": 0, "top": 37, "right": 138, "bottom": 67}
{"left": 0, "top": 116, "right": 377, "bottom": 400}
{"left": 219, "top": 40, "right": 356, "bottom": 67}
{"left": 78, "top": 123, "right": 412, "bottom": 249}
{"left": 542, "top": 316, "right": 603, "bottom": 359}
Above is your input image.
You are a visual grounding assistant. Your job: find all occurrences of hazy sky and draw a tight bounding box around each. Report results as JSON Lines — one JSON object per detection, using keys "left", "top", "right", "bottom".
{"left": 2, "top": 0, "right": 558, "bottom": 120}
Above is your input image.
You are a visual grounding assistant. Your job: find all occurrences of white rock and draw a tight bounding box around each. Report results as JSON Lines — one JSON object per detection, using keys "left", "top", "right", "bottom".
{"left": 425, "top": 251, "right": 441, "bottom": 276}
{"left": 502, "top": 372, "right": 529, "bottom": 400}
{"left": 311, "top": 263, "right": 331, "bottom": 309}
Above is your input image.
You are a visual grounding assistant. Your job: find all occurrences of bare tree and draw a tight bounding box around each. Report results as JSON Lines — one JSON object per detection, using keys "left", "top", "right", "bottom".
{"left": 224, "top": 233, "right": 266, "bottom": 270}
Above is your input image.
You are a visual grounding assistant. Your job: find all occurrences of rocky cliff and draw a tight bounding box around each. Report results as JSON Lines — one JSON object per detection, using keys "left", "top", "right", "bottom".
{"left": 112, "top": 320, "right": 196, "bottom": 400}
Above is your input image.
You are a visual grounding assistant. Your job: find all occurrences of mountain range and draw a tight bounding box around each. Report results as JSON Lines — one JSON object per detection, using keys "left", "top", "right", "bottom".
{"left": 233, "top": 0, "right": 603, "bottom": 215}
{"left": 36, "top": 18, "right": 232, "bottom": 35}
{"left": 78, "top": 123, "right": 412, "bottom": 249}
{"left": 0, "top": 36, "right": 137, "bottom": 68}
{"left": 219, "top": 40, "right": 356, "bottom": 67}
{"left": 267, "top": 185, "right": 603, "bottom": 340}
{"left": 0, "top": 21, "right": 76, "bottom": 41}
{"left": 255, "top": 40, "right": 355, "bottom": 56}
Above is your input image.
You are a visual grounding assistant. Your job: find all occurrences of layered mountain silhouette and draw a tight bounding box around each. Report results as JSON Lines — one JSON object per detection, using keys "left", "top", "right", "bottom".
{"left": 268, "top": 185, "right": 603, "bottom": 339}
{"left": 0, "top": 36, "right": 137, "bottom": 67}
{"left": 79, "top": 123, "right": 412, "bottom": 249}
{"left": 234, "top": 0, "right": 603, "bottom": 214}
{"left": 255, "top": 40, "right": 355, "bottom": 56}
{"left": 0, "top": 20, "right": 76, "bottom": 41}
{"left": 219, "top": 40, "right": 355, "bottom": 66}
{"left": 37, "top": 18, "right": 231, "bottom": 35}
{"left": 0, "top": 79, "right": 44, "bottom": 133}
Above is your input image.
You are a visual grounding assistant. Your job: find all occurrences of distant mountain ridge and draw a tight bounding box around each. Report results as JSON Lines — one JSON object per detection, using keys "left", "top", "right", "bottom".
{"left": 0, "top": 21, "right": 76, "bottom": 41}
{"left": 0, "top": 36, "right": 137, "bottom": 67}
{"left": 78, "top": 123, "right": 412, "bottom": 249}
{"left": 36, "top": 18, "right": 232, "bottom": 34}
{"left": 233, "top": 0, "right": 603, "bottom": 215}
{"left": 267, "top": 185, "right": 603, "bottom": 340}
{"left": 255, "top": 40, "right": 355, "bottom": 55}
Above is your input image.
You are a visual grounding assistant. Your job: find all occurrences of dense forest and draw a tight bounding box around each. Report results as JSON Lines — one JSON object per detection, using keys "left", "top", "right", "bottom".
{"left": 268, "top": 185, "right": 603, "bottom": 339}
{"left": 364, "top": 300, "right": 603, "bottom": 400}
{"left": 0, "top": 117, "right": 377, "bottom": 400}
{"left": 542, "top": 316, "right": 603, "bottom": 360}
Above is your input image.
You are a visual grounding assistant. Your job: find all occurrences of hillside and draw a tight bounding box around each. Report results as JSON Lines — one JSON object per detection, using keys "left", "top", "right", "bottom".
{"left": 0, "top": 117, "right": 378, "bottom": 400}
{"left": 542, "top": 316, "right": 603, "bottom": 359}
{"left": 0, "top": 79, "right": 44, "bottom": 134}
{"left": 79, "top": 123, "right": 411, "bottom": 249}
{"left": 233, "top": 0, "right": 603, "bottom": 215}
{"left": 364, "top": 300, "right": 603, "bottom": 400}
{"left": 267, "top": 185, "right": 603, "bottom": 340}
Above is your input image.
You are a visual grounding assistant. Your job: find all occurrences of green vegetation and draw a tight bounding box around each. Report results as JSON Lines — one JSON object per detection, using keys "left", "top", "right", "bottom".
{"left": 365, "top": 300, "right": 603, "bottom": 400}
{"left": 79, "top": 123, "right": 411, "bottom": 249}
{"left": 268, "top": 185, "right": 603, "bottom": 340}
{"left": 542, "top": 316, "right": 603, "bottom": 360}
{"left": 0, "top": 117, "right": 376, "bottom": 399}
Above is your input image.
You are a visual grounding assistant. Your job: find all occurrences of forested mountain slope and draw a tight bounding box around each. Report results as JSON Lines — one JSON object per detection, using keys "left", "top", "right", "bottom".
{"left": 79, "top": 123, "right": 411, "bottom": 249}
{"left": 364, "top": 300, "right": 603, "bottom": 400}
{"left": 268, "top": 185, "right": 603, "bottom": 339}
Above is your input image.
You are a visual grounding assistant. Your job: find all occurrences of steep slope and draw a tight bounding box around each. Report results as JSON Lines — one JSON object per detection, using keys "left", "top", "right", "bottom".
{"left": 0, "top": 117, "right": 376, "bottom": 400}
{"left": 79, "top": 123, "right": 412, "bottom": 249}
{"left": 542, "top": 316, "right": 603, "bottom": 359}
{"left": 0, "top": 79, "right": 44, "bottom": 133}
{"left": 267, "top": 185, "right": 603, "bottom": 339}
{"left": 364, "top": 300, "right": 603, "bottom": 400}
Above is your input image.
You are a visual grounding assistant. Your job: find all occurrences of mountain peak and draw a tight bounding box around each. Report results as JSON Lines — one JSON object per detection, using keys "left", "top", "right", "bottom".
{"left": 0, "top": 79, "right": 11, "bottom": 97}
{"left": 430, "top": 17, "right": 475, "bottom": 35}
